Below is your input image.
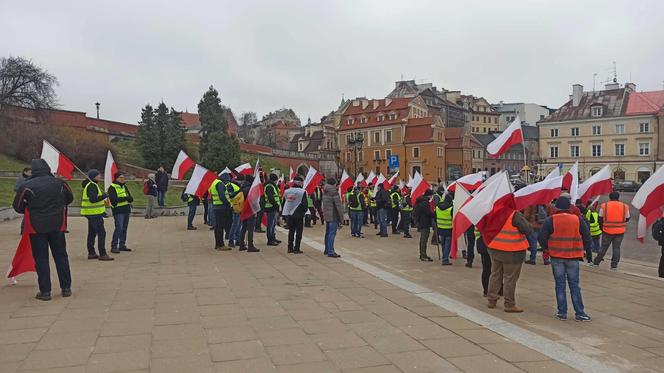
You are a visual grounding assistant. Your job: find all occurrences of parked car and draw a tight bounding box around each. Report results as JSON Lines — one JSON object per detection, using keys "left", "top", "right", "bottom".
{"left": 613, "top": 181, "right": 640, "bottom": 192}
{"left": 511, "top": 178, "right": 528, "bottom": 190}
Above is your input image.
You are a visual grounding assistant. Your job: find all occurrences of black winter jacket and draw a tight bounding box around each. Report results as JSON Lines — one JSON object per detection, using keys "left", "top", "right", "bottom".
{"left": 108, "top": 182, "right": 133, "bottom": 215}
{"left": 412, "top": 196, "right": 433, "bottom": 230}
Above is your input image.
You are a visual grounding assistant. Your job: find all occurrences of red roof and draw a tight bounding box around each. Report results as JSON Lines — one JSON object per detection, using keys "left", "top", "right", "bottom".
{"left": 625, "top": 91, "right": 664, "bottom": 116}
{"left": 340, "top": 98, "right": 412, "bottom": 129}
{"left": 180, "top": 112, "right": 200, "bottom": 129}
{"left": 240, "top": 143, "right": 272, "bottom": 155}
{"left": 404, "top": 117, "right": 434, "bottom": 143}
{"left": 270, "top": 120, "right": 299, "bottom": 130}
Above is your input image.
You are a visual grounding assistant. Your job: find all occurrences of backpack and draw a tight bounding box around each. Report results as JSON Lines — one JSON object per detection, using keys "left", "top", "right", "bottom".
{"left": 349, "top": 193, "right": 360, "bottom": 209}
{"left": 143, "top": 181, "right": 149, "bottom": 195}
{"left": 652, "top": 218, "right": 664, "bottom": 242}
{"left": 231, "top": 192, "right": 245, "bottom": 213}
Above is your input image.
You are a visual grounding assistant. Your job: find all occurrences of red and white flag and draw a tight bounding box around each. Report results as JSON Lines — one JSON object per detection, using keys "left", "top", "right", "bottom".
{"left": 373, "top": 173, "right": 386, "bottom": 195}
{"left": 514, "top": 173, "right": 562, "bottom": 210}
{"left": 235, "top": 163, "right": 253, "bottom": 176}
{"left": 289, "top": 167, "right": 296, "bottom": 182}
{"left": 410, "top": 171, "right": 431, "bottom": 201}
{"left": 171, "top": 150, "right": 195, "bottom": 180}
{"left": 562, "top": 161, "right": 579, "bottom": 202}
{"left": 366, "top": 170, "right": 377, "bottom": 185}
{"left": 355, "top": 173, "right": 367, "bottom": 187}
{"left": 545, "top": 166, "right": 561, "bottom": 180}
{"left": 104, "top": 150, "right": 118, "bottom": 192}
{"left": 448, "top": 171, "right": 484, "bottom": 192}
{"left": 398, "top": 180, "right": 404, "bottom": 190}
{"left": 452, "top": 172, "right": 514, "bottom": 258}
{"left": 386, "top": 171, "right": 400, "bottom": 189}
{"left": 241, "top": 161, "right": 263, "bottom": 221}
{"left": 632, "top": 165, "right": 664, "bottom": 242}
{"left": 184, "top": 164, "right": 217, "bottom": 199}
{"left": 278, "top": 175, "right": 285, "bottom": 196}
{"left": 303, "top": 166, "right": 324, "bottom": 195}
{"left": 7, "top": 209, "right": 36, "bottom": 281}
{"left": 339, "top": 170, "right": 353, "bottom": 200}
{"left": 578, "top": 164, "right": 612, "bottom": 203}
{"left": 41, "top": 140, "right": 74, "bottom": 180}
{"left": 487, "top": 116, "right": 523, "bottom": 158}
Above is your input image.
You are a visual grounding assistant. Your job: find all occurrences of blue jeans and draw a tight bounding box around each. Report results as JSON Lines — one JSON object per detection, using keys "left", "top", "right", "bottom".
{"left": 438, "top": 232, "right": 452, "bottom": 263}
{"left": 229, "top": 212, "right": 241, "bottom": 243}
{"left": 266, "top": 210, "right": 278, "bottom": 242}
{"left": 350, "top": 211, "right": 363, "bottom": 236}
{"left": 111, "top": 213, "right": 129, "bottom": 250}
{"left": 591, "top": 236, "right": 600, "bottom": 253}
{"left": 325, "top": 221, "right": 338, "bottom": 255}
{"left": 550, "top": 258, "right": 586, "bottom": 317}
{"left": 208, "top": 202, "right": 216, "bottom": 226}
{"left": 187, "top": 205, "right": 197, "bottom": 228}
{"left": 377, "top": 208, "right": 388, "bottom": 235}
{"left": 157, "top": 190, "right": 166, "bottom": 207}
{"left": 527, "top": 229, "right": 539, "bottom": 262}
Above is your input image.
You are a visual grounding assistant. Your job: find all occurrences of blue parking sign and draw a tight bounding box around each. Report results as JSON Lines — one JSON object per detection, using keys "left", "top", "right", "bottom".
{"left": 388, "top": 155, "right": 399, "bottom": 169}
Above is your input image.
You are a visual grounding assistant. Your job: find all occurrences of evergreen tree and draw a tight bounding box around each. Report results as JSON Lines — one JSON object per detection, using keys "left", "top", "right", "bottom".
{"left": 136, "top": 102, "right": 185, "bottom": 170}
{"left": 198, "top": 86, "right": 240, "bottom": 171}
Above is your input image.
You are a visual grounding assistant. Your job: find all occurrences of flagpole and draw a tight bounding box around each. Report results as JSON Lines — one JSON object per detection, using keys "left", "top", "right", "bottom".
{"left": 522, "top": 145, "right": 528, "bottom": 184}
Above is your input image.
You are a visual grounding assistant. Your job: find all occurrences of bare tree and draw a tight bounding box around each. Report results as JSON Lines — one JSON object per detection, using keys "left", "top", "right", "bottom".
{"left": 0, "top": 56, "right": 58, "bottom": 110}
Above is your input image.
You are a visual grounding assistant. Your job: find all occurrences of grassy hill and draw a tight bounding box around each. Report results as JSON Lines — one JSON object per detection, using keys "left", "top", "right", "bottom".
{"left": 0, "top": 153, "right": 28, "bottom": 172}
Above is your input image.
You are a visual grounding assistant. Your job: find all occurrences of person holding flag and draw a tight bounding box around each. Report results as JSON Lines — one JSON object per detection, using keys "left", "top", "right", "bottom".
{"left": 282, "top": 176, "right": 308, "bottom": 254}
{"left": 592, "top": 192, "right": 630, "bottom": 269}
{"left": 435, "top": 193, "right": 454, "bottom": 265}
{"left": 208, "top": 172, "right": 234, "bottom": 250}
{"left": 82, "top": 169, "right": 114, "bottom": 261}
{"left": 239, "top": 174, "right": 260, "bottom": 252}
{"left": 389, "top": 185, "right": 402, "bottom": 234}
{"left": 12, "top": 159, "right": 74, "bottom": 300}
{"left": 400, "top": 187, "right": 413, "bottom": 238}
{"left": 263, "top": 173, "right": 282, "bottom": 246}
{"left": 107, "top": 172, "right": 134, "bottom": 253}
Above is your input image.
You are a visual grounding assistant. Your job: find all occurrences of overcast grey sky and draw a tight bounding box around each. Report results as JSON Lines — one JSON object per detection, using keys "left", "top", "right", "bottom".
{"left": 2, "top": 0, "right": 663, "bottom": 124}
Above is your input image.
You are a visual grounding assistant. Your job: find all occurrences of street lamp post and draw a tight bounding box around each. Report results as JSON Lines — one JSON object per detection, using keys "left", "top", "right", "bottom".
{"left": 348, "top": 132, "right": 364, "bottom": 177}
{"left": 95, "top": 102, "right": 100, "bottom": 119}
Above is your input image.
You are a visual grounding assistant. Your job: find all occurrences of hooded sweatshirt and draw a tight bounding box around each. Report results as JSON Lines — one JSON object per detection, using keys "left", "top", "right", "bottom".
{"left": 13, "top": 159, "right": 74, "bottom": 233}
{"left": 412, "top": 195, "right": 433, "bottom": 229}
{"left": 322, "top": 183, "right": 345, "bottom": 223}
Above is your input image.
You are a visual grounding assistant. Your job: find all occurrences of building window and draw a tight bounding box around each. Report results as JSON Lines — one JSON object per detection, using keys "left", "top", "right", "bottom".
{"left": 550, "top": 128, "right": 559, "bottom": 137}
{"left": 591, "top": 106, "right": 603, "bottom": 117}
{"left": 639, "top": 142, "right": 650, "bottom": 156}
{"left": 347, "top": 118, "right": 354, "bottom": 125}
{"left": 591, "top": 144, "right": 602, "bottom": 157}
{"left": 388, "top": 113, "right": 397, "bottom": 120}
{"left": 570, "top": 145, "right": 580, "bottom": 157}
{"left": 494, "top": 117, "right": 498, "bottom": 124}
{"left": 373, "top": 131, "right": 381, "bottom": 145}
{"left": 360, "top": 116, "right": 368, "bottom": 124}
{"left": 377, "top": 114, "right": 384, "bottom": 122}
{"left": 540, "top": 114, "right": 545, "bottom": 120}
{"left": 549, "top": 146, "right": 559, "bottom": 158}
{"left": 571, "top": 128, "right": 579, "bottom": 136}
{"left": 483, "top": 117, "right": 486, "bottom": 123}
{"left": 375, "top": 166, "right": 380, "bottom": 174}
{"left": 346, "top": 135, "right": 353, "bottom": 145}
{"left": 346, "top": 152, "right": 351, "bottom": 162}
{"left": 358, "top": 151, "right": 364, "bottom": 162}
{"left": 640, "top": 122, "right": 650, "bottom": 133}
{"left": 437, "top": 147, "right": 444, "bottom": 157}
{"left": 413, "top": 147, "right": 420, "bottom": 158}
{"left": 483, "top": 127, "right": 487, "bottom": 133}
{"left": 298, "top": 143, "right": 303, "bottom": 152}
{"left": 373, "top": 150, "right": 380, "bottom": 160}
{"left": 385, "top": 149, "right": 392, "bottom": 159}
{"left": 592, "top": 125, "right": 601, "bottom": 135}
{"left": 615, "top": 124, "right": 625, "bottom": 134}
{"left": 385, "top": 130, "right": 392, "bottom": 144}
{"left": 615, "top": 143, "right": 625, "bottom": 156}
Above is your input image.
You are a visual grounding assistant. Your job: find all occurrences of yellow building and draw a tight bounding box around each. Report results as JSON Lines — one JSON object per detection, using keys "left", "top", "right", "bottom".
{"left": 539, "top": 83, "right": 664, "bottom": 183}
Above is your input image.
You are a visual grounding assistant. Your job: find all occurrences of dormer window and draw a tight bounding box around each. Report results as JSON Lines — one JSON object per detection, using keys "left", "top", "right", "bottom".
{"left": 591, "top": 106, "right": 603, "bottom": 117}
{"left": 388, "top": 112, "right": 397, "bottom": 120}
{"left": 377, "top": 113, "right": 385, "bottom": 122}
{"left": 347, "top": 117, "right": 355, "bottom": 125}
{"left": 360, "top": 116, "right": 368, "bottom": 124}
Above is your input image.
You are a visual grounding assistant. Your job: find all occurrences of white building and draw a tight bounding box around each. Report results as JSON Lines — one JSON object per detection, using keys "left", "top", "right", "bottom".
{"left": 492, "top": 102, "right": 552, "bottom": 130}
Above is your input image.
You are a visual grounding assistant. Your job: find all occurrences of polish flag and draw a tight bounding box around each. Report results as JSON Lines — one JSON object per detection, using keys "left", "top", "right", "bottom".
{"left": 219, "top": 167, "right": 232, "bottom": 176}
{"left": 235, "top": 163, "right": 253, "bottom": 176}
{"left": 514, "top": 174, "right": 563, "bottom": 210}
{"left": 355, "top": 173, "right": 367, "bottom": 187}
{"left": 184, "top": 164, "right": 218, "bottom": 199}
{"left": 487, "top": 116, "right": 523, "bottom": 158}
{"left": 398, "top": 180, "right": 405, "bottom": 190}
{"left": 410, "top": 171, "right": 431, "bottom": 201}
{"left": 41, "top": 140, "right": 75, "bottom": 180}
{"left": 406, "top": 174, "right": 414, "bottom": 188}
{"left": 241, "top": 161, "right": 263, "bottom": 221}
{"left": 7, "top": 209, "right": 36, "bottom": 280}
{"left": 303, "top": 166, "right": 324, "bottom": 195}
{"left": 171, "top": 150, "right": 195, "bottom": 180}
{"left": 448, "top": 171, "right": 484, "bottom": 192}
{"left": 578, "top": 164, "right": 612, "bottom": 203}
{"left": 373, "top": 173, "right": 387, "bottom": 195}
{"left": 104, "top": 150, "right": 118, "bottom": 192}
{"left": 386, "top": 171, "right": 400, "bottom": 189}
{"left": 339, "top": 170, "right": 353, "bottom": 201}
{"left": 289, "top": 167, "right": 296, "bottom": 182}
{"left": 562, "top": 161, "right": 579, "bottom": 202}
{"left": 278, "top": 175, "right": 285, "bottom": 196}
{"left": 632, "top": 165, "right": 664, "bottom": 242}
{"left": 366, "top": 170, "right": 377, "bottom": 185}
{"left": 452, "top": 173, "right": 514, "bottom": 258}
{"left": 545, "top": 167, "right": 561, "bottom": 180}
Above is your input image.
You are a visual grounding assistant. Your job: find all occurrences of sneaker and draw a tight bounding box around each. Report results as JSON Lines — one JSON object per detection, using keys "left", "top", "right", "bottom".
{"left": 328, "top": 253, "right": 341, "bottom": 258}
{"left": 62, "top": 288, "right": 72, "bottom": 297}
{"left": 35, "top": 292, "right": 51, "bottom": 301}
{"left": 88, "top": 254, "right": 99, "bottom": 260}
{"left": 589, "top": 262, "right": 600, "bottom": 267}
{"left": 187, "top": 226, "right": 197, "bottom": 230}
{"left": 267, "top": 241, "right": 279, "bottom": 246}
{"left": 465, "top": 262, "right": 473, "bottom": 268}
{"left": 293, "top": 249, "right": 303, "bottom": 254}
{"left": 524, "top": 260, "right": 536, "bottom": 265}
{"left": 504, "top": 305, "right": 524, "bottom": 313}
{"left": 110, "top": 249, "right": 120, "bottom": 254}
{"left": 228, "top": 242, "right": 235, "bottom": 248}
{"left": 119, "top": 247, "right": 132, "bottom": 252}
{"left": 442, "top": 261, "right": 452, "bottom": 266}
{"left": 404, "top": 234, "right": 412, "bottom": 238}
{"left": 420, "top": 257, "right": 433, "bottom": 262}
{"left": 239, "top": 245, "right": 247, "bottom": 251}
{"left": 275, "top": 239, "right": 282, "bottom": 244}
{"left": 98, "top": 255, "right": 115, "bottom": 261}
{"left": 247, "top": 247, "right": 260, "bottom": 252}
{"left": 555, "top": 313, "right": 567, "bottom": 321}
{"left": 575, "top": 314, "right": 592, "bottom": 322}
{"left": 462, "top": 250, "right": 467, "bottom": 259}
{"left": 610, "top": 266, "right": 618, "bottom": 271}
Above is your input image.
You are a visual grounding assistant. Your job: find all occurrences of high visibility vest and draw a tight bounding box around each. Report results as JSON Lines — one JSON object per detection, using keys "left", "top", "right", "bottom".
{"left": 209, "top": 179, "right": 229, "bottom": 206}
{"left": 601, "top": 201, "right": 627, "bottom": 235}
{"left": 264, "top": 184, "right": 281, "bottom": 208}
{"left": 109, "top": 183, "right": 129, "bottom": 208}
{"left": 585, "top": 210, "right": 601, "bottom": 237}
{"left": 474, "top": 226, "right": 481, "bottom": 239}
{"left": 402, "top": 196, "right": 413, "bottom": 212}
{"left": 361, "top": 193, "right": 369, "bottom": 210}
{"left": 81, "top": 182, "right": 106, "bottom": 216}
{"left": 368, "top": 190, "right": 376, "bottom": 207}
{"left": 487, "top": 211, "right": 529, "bottom": 251}
{"left": 349, "top": 193, "right": 363, "bottom": 211}
{"left": 547, "top": 213, "right": 584, "bottom": 259}
{"left": 307, "top": 196, "right": 314, "bottom": 208}
{"left": 314, "top": 188, "right": 321, "bottom": 201}
{"left": 435, "top": 206, "right": 453, "bottom": 229}
{"left": 390, "top": 192, "right": 401, "bottom": 208}
{"left": 186, "top": 194, "right": 194, "bottom": 203}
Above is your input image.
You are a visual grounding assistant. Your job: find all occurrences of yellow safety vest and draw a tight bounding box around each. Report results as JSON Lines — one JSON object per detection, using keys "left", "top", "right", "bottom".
{"left": 81, "top": 182, "right": 106, "bottom": 216}
{"left": 390, "top": 192, "right": 401, "bottom": 208}
{"left": 585, "top": 210, "right": 601, "bottom": 237}
{"left": 402, "top": 196, "right": 413, "bottom": 212}
{"left": 209, "top": 179, "right": 229, "bottom": 206}
{"left": 109, "top": 183, "right": 129, "bottom": 208}
{"left": 264, "top": 184, "right": 281, "bottom": 208}
{"left": 435, "top": 206, "right": 453, "bottom": 229}
{"left": 349, "top": 193, "right": 363, "bottom": 211}
{"left": 474, "top": 226, "right": 481, "bottom": 239}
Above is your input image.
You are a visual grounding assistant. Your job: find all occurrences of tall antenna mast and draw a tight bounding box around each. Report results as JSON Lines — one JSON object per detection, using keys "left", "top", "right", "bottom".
{"left": 611, "top": 61, "right": 617, "bottom": 83}
{"left": 593, "top": 73, "right": 598, "bottom": 91}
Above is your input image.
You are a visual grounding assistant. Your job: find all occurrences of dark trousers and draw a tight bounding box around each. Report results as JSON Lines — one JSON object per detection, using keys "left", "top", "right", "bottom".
{"left": 659, "top": 246, "right": 664, "bottom": 278}
{"left": 391, "top": 208, "right": 400, "bottom": 232}
{"left": 465, "top": 228, "right": 476, "bottom": 264}
{"left": 187, "top": 205, "right": 197, "bottom": 228}
{"left": 157, "top": 190, "right": 166, "bottom": 207}
{"left": 214, "top": 209, "right": 232, "bottom": 247}
{"left": 111, "top": 213, "right": 129, "bottom": 250}
{"left": 370, "top": 207, "right": 376, "bottom": 225}
{"left": 419, "top": 228, "right": 430, "bottom": 259}
{"left": 477, "top": 238, "right": 490, "bottom": 295}
{"left": 241, "top": 216, "right": 256, "bottom": 247}
{"left": 86, "top": 216, "right": 106, "bottom": 256}
{"left": 363, "top": 209, "right": 369, "bottom": 225}
{"left": 30, "top": 232, "right": 71, "bottom": 294}
{"left": 315, "top": 205, "right": 325, "bottom": 224}
{"left": 203, "top": 200, "right": 209, "bottom": 224}
{"left": 594, "top": 233, "right": 623, "bottom": 267}
{"left": 255, "top": 211, "right": 264, "bottom": 231}
{"left": 288, "top": 216, "right": 304, "bottom": 251}
{"left": 401, "top": 212, "right": 411, "bottom": 235}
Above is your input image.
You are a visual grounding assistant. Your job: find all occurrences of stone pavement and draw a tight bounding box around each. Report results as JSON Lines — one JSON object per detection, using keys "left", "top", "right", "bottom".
{"left": 0, "top": 217, "right": 577, "bottom": 373}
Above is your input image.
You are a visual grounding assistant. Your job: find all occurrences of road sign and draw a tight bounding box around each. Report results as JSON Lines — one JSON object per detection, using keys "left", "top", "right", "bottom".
{"left": 388, "top": 155, "right": 399, "bottom": 169}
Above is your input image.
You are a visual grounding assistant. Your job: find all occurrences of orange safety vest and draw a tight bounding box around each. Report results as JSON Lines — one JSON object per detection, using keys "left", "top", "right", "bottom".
{"left": 601, "top": 201, "right": 627, "bottom": 235}
{"left": 547, "top": 213, "right": 584, "bottom": 259}
{"left": 488, "top": 211, "right": 529, "bottom": 252}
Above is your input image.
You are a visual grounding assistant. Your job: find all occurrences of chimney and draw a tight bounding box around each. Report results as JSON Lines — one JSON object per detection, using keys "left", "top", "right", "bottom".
{"left": 572, "top": 84, "right": 583, "bottom": 107}
{"left": 625, "top": 82, "right": 637, "bottom": 91}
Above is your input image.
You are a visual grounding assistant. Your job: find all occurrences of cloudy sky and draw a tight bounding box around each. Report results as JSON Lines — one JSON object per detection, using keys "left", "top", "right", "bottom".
{"left": 2, "top": 0, "right": 663, "bottom": 124}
